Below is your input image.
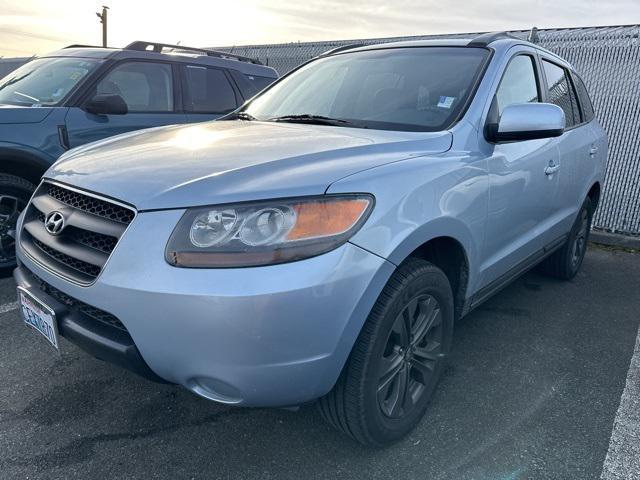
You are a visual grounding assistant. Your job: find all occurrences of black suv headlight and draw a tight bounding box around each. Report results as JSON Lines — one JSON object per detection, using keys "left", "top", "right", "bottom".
{"left": 165, "top": 194, "right": 374, "bottom": 268}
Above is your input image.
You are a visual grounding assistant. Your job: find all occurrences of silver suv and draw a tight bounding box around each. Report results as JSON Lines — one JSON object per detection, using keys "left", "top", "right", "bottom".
{"left": 14, "top": 32, "right": 607, "bottom": 446}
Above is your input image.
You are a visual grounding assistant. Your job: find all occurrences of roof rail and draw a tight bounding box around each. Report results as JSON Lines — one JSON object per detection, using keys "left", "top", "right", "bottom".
{"left": 318, "top": 43, "right": 365, "bottom": 57}
{"left": 124, "top": 41, "right": 263, "bottom": 65}
{"left": 467, "top": 32, "right": 518, "bottom": 47}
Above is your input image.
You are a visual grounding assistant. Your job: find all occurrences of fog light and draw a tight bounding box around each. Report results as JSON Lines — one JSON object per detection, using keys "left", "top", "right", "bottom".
{"left": 187, "top": 377, "right": 243, "bottom": 404}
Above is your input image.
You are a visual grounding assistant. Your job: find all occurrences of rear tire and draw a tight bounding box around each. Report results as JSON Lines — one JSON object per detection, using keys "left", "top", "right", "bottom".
{"left": 539, "top": 197, "right": 593, "bottom": 280}
{"left": 317, "top": 258, "right": 454, "bottom": 446}
{"left": 0, "top": 174, "right": 36, "bottom": 270}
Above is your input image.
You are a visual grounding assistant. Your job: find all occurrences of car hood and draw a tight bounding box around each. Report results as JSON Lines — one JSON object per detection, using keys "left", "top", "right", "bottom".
{"left": 0, "top": 104, "right": 58, "bottom": 124}
{"left": 47, "top": 120, "right": 452, "bottom": 210}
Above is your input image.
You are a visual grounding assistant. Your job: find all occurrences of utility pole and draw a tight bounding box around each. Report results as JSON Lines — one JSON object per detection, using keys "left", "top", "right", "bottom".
{"left": 96, "top": 6, "right": 109, "bottom": 47}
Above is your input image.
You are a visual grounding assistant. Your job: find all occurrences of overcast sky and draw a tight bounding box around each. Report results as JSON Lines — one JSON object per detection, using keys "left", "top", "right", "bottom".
{"left": 1, "top": 0, "right": 639, "bottom": 57}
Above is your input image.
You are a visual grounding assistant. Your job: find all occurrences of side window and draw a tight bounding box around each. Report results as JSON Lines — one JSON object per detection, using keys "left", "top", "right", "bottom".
{"left": 542, "top": 60, "right": 580, "bottom": 127}
{"left": 243, "top": 74, "right": 275, "bottom": 93}
{"left": 572, "top": 73, "right": 595, "bottom": 122}
{"left": 184, "top": 66, "right": 237, "bottom": 114}
{"left": 96, "top": 62, "right": 173, "bottom": 112}
{"left": 495, "top": 55, "right": 540, "bottom": 116}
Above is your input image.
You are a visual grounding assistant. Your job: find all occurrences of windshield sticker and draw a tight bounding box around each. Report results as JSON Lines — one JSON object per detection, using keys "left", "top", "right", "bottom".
{"left": 437, "top": 96, "right": 456, "bottom": 109}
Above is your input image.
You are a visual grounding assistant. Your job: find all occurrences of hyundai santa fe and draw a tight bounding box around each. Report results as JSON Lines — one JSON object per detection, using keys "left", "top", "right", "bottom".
{"left": 14, "top": 32, "right": 607, "bottom": 446}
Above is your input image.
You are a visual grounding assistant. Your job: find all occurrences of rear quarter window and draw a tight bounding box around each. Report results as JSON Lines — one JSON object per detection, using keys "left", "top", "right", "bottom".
{"left": 572, "top": 73, "right": 595, "bottom": 122}
{"left": 244, "top": 74, "right": 276, "bottom": 93}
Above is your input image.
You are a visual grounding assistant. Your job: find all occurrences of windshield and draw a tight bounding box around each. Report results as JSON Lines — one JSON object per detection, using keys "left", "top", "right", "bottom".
{"left": 0, "top": 57, "right": 102, "bottom": 107}
{"left": 244, "top": 47, "right": 490, "bottom": 131}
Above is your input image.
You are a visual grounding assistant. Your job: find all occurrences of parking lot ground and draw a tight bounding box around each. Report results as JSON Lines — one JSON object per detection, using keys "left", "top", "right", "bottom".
{"left": 1, "top": 246, "right": 639, "bottom": 480}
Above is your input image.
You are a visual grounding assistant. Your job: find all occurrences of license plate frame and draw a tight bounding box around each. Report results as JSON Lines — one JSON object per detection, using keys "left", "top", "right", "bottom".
{"left": 18, "top": 287, "right": 60, "bottom": 352}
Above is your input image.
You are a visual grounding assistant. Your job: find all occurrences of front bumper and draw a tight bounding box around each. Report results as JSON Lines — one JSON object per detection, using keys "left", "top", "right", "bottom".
{"left": 16, "top": 208, "right": 394, "bottom": 407}
{"left": 14, "top": 265, "right": 166, "bottom": 383}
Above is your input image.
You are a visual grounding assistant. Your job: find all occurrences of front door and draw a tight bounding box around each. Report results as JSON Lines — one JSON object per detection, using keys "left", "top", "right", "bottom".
{"left": 479, "top": 51, "right": 563, "bottom": 287}
{"left": 65, "top": 61, "right": 186, "bottom": 148}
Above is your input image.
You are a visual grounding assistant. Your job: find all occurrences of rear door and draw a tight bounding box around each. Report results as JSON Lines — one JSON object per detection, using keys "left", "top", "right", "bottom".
{"left": 539, "top": 57, "right": 596, "bottom": 235}
{"left": 180, "top": 65, "right": 240, "bottom": 123}
{"left": 65, "top": 60, "right": 186, "bottom": 147}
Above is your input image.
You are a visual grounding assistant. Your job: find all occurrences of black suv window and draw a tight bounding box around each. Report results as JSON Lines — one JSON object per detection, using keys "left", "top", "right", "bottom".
{"left": 96, "top": 62, "right": 174, "bottom": 112}
{"left": 244, "top": 74, "right": 275, "bottom": 92}
{"left": 184, "top": 66, "right": 237, "bottom": 114}
{"left": 495, "top": 55, "right": 540, "bottom": 116}
{"left": 542, "top": 60, "right": 580, "bottom": 127}
{"left": 572, "top": 73, "right": 595, "bottom": 122}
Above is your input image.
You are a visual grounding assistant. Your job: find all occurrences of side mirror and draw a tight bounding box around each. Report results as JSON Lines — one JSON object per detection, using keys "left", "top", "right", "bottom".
{"left": 85, "top": 94, "right": 128, "bottom": 115}
{"left": 487, "top": 103, "right": 565, "bottom": 143}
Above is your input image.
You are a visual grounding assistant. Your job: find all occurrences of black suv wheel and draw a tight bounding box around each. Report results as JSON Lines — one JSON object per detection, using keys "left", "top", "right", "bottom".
{"left": 318, "top": 258, "right": 454, "bottom": 446}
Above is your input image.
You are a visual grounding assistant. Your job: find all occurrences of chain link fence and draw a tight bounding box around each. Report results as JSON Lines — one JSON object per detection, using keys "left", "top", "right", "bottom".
{"left": 219, "top": 25, "right": 640, "bottom": 236}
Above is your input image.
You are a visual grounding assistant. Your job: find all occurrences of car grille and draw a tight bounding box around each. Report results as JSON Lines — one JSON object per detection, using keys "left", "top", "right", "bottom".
{"left": 19, "top": 182, "right": 135, "bottom": 285}
{"left": 33, "top": 272, "right": 127, "bottom": 332}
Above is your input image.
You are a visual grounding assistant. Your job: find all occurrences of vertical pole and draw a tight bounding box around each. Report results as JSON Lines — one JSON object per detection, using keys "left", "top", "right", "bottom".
{"left": 97, "top": 6, "right": 109, "bottom": 47}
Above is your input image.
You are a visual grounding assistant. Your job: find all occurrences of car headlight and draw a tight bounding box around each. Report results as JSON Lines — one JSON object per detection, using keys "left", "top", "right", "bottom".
{"left": 165, "top": 194, "right": 374, "bottom": 268}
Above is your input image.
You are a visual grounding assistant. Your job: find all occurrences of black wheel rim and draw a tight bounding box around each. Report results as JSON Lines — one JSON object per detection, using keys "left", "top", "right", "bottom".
{"left": 571, "top": 208, "right": 589, "bottom": 267}
{"left": 0, "top": 194, "right": 26, "bottom": 266}
{"left": 377, "top": 294, "right": 444, "bottom": 419}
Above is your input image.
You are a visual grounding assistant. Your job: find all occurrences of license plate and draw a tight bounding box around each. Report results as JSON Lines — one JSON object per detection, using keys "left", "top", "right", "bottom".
{"left": 18, "top": 287, "right": 59, "bottom": 351}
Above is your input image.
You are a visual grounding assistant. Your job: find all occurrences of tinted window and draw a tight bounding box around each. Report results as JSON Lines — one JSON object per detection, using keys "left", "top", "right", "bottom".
{"left": 0, "top": 57, "right": 101, "bottom": 106}
{"left": 243, "top": 74, "right": 275, "bottom": 93}
{"left": 96, "top": 62, "right": 173, "bottom": 112}
{"left": 244, "top": 47, "right": 491, "bottom": 132}
{"left": 495, "top": 55, "right": 540, "bottom": 115}
{"left": 573, "top": 73, "right": 595, "bottom": 122}
{"left": 184, "top": 66, "right": 237, "bottom": 114}
{"left": 542, "top": 60, "right": 580, "bottom": 127}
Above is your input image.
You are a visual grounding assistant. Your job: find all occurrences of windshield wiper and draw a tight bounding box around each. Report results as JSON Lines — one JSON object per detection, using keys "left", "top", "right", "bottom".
{"left": 267, "top": 114, "right": 353, "bottom": 127}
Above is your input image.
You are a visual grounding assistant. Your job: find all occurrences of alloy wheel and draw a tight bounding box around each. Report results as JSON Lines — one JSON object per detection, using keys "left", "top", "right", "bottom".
{"left": 571, "top": 208, "right": 589, "bottom": 268}
{"left": 377, "top": 294, "right": 444, "bottom": 419}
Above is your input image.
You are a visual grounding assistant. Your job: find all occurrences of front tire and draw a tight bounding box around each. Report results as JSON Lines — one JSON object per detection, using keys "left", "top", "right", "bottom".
{"left": 318, "top": 258, "right": 454, "bottom": 446}
{"left": 539, "top": 197, "right": 593, "bottom": 280}
{"left": 0, "top": 174, "right": 35, "bottom": 270}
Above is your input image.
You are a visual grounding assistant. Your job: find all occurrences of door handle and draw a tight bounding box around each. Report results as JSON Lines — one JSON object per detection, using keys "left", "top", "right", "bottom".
{"left": 589, "top": 145, "right": 598, "bottom": 156}
{"left": 544, "top": 161, "right": 560, "bottom": 176}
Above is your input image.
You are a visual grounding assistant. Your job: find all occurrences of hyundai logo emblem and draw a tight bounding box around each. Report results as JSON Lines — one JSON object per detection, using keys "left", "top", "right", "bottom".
{"left": 44, "top": 211, "right": 66, "bottom": 235}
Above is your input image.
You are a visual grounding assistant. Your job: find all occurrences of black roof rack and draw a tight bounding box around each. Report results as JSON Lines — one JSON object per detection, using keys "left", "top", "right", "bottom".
{"left": 467, "top": 32, "right": 519, "bottom": 47}
{"left": 319, "top": 43, "right": 365, "bottom": 57}
{"left": 124, "top": 41, "right": 263, "bottom": 65}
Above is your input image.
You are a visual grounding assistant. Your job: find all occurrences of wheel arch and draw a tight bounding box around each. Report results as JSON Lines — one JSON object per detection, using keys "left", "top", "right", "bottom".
{"left": 406, "top": 236, "right": 470, "bottom": 320}
{"left": 587, "top": 181, "right": 601, "bottom": 211}
{"left": 0, "top": 145, "right": 52, "bottom": 185}
{"left": 383, "top": 217, "right": 478, "bottom": 318}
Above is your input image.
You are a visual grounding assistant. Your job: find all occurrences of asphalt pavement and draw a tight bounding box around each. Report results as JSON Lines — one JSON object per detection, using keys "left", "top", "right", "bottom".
{"left": 1, "top": 246, "right": 639, "bottom": 480}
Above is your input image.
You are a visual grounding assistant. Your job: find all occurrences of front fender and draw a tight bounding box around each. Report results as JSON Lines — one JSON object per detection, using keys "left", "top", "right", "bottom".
{"left": 327, "top": 152, "right": 489, "bottom": 298}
